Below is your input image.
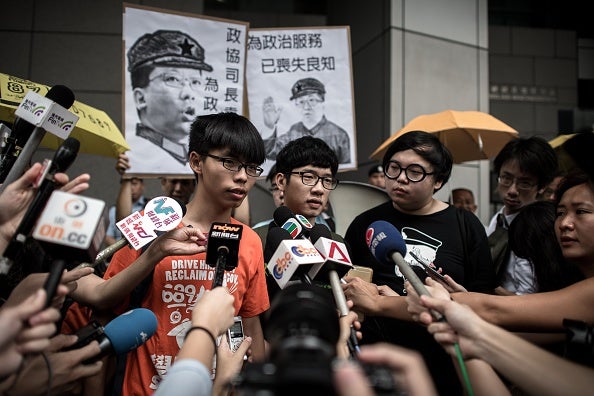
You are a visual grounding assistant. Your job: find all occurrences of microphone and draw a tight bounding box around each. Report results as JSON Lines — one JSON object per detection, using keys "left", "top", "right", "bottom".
{"left": 0, "top": 137, "right": 80, "bottom": 274}
{"left": 266, "top": 227, "right": 323, "bottom": 289}
{"left": 67, "top": 308, "right": 158, "bottom": 364}
{"left": 0, "top": 85, "right": 75, "bottom": 184}
{"left": 30, "top": 191, "right": 107, "bottom": 307}
{"left": 366, "top": 220, "right": 443, "bottom": 321}
{"left": 307, "top": 224, "right": 353, "bottom": 281}
{"left": 91, "top": 197, "right": 186, "bottom": 268}
{"left": 308, "top": 224, "right": 359, "bottom": 356}
{"left": 205, "top": 222, "right": 242, "bottom": 288}
{"left": 272, "top": 206, "right": 313, "bottom": 239}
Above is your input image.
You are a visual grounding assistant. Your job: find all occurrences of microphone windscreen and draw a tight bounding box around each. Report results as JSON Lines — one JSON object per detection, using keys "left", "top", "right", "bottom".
{"left": 264, "top": 227, "right": 291, "bottom": 263}
{"left": 273, "top": 206, "right": 294, "bottom": 227}
{"left": 366, "top": 220, "right": 407, "bottom": 265}
{"left": 46, "top": 85, "right": 75, "bottom": 109}
{"left": 309, "top": 224, "right": 332, "bottom": 244}
{"left": 104, "top": 308, "right": 157, "bottom": 354}
{"left": 52, "top": 137, "right": 80, "bottom": 172}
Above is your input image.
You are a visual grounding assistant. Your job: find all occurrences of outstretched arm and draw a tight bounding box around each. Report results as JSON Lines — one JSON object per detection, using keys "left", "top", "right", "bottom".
{"left": 72, "top": 227, "right": 207, "bottom": 310}
{"left": 406, "top": 277, "right": 594, "bottom": 332}
{"left": 341, "top": 276, "right": 411, "bottom": 320}
{"left": 418, "top": 288, "right": 594, "bottom": 396}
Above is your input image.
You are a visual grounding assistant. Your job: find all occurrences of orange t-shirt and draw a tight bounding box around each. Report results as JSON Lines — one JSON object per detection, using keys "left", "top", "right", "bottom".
{"left": 104, "top": 220, "right": 269, "bottom": 396}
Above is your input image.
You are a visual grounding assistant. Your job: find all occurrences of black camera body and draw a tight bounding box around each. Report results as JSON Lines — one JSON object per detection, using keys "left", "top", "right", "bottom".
{"left": 64, "top": 320, "right": 105, "bottom": 351}
{"left": 234, "top": 283, "right": 402, "bottom": 395}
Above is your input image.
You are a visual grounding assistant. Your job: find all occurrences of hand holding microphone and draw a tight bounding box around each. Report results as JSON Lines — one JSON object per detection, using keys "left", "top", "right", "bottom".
{"left": 365, "top": 221, "right": 478, "bottom": 394}
{"left": 366, "top": 220, "right": 444, "bottom": 322}
{"left": 0, "top": 85, "right": 75, "bottom": 185}
{"left": 0, "top": 138, "right": 80, "bottom": 277}
{"left": 92, "top": 196, "right": 186, "bottom": 268}
{"left": 65, "top": 308, "right": 158, "bottom": 364}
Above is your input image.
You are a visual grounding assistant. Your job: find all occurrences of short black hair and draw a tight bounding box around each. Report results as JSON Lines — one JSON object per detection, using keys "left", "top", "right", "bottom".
{"left": 493, "top": 136, "right": 558, "bottom": 189}
{"left": 556, "top": 168, "right": 594, "bottom": 206}
{"left": 382, "top": 131, "right": 453, "bottom": 190}
{"left": 275, "top": 136, "right": 339, "bottom": 176}
{"left": 130, "top": 64, "right": 154, "bottom": 89}
{"left": 188, "top": 112, "right": 265, "bottom": 165}
{"left": 452, "top": 187, "right": 474, "bottom": 198}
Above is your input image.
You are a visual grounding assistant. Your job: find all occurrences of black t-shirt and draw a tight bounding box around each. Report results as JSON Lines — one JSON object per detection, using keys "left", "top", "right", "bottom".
{"left": 345, "top": 201, "right": 495, "bottom": 294}
{"left": 344, "top": 201, "right": 496, "bottom": 395}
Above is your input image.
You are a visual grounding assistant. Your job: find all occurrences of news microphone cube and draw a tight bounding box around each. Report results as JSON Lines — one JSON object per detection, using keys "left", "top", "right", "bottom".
{"left": 308, "top": 237, "right": 353, "bottom": 281}
{"left": 267, "top": 239, "right": 324, "bottom": 289}
{"left": 33, "top": 191, "right": 106, "bottom": 262}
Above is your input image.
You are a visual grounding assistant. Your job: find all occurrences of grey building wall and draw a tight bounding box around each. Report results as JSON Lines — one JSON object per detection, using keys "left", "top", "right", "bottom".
{"left": 489, "top": 26, "right": 578, "bottom": 141}
{"left": 0, "top": 0, "right": 589, "bottom": 227}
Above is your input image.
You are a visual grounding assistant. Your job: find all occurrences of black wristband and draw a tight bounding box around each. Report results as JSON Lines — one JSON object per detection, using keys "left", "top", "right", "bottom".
{"left": 185, "top": 326, "right": 217, "bottom": 350}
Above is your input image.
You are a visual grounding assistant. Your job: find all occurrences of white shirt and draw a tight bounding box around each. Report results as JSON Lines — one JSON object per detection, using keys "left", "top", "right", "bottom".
{"left": 487, "top": 208, "right": 537, "bottom": 295}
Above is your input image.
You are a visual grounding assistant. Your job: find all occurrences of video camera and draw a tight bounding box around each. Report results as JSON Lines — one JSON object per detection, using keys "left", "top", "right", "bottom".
{"left": 233, "top": 283, "right": 402, "bottom": 395}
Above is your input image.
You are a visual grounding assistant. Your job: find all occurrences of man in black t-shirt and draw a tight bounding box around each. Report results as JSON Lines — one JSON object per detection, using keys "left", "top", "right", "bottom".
{"left": 343, "top": 131, "right": 495, "bottom": 395}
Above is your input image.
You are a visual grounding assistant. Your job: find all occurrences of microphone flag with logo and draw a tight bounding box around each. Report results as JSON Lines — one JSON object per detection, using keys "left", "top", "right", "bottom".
{"left": 206, "top": 222, "right": 242, "bottom": 288}
{"left": 307, "top": 224, "right": 353, "bottom": 281}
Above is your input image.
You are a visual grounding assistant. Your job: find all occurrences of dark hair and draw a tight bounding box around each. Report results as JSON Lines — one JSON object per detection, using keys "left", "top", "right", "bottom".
{"left": 555, "top": 168, "right": 594, "bottom": 206}
{"left": 275, "top": 136, "right": 339, "bottom": 176}
{"left": 130, "top": 64, "right": 153, "bottom": 89}
{"left": 493, "top": 136, "right": 558, "bottom": 189}
{"left": 452, "top": 187, "right": 474, "bottom": 197}
{"left": 451, "top": 187, "right": 475, "bottom": 202}
{"left": 509, "top": 200, "right": 583, "bottom": 291}
{"left": 188, "top": 112, "right": 265, "bottom": 165}
{"left": 382, "top": 131, "right": 453, "bottom": 190}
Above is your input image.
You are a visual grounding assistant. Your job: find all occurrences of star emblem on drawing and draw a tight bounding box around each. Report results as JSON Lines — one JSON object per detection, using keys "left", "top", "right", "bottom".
{"left": 178, "top": 38, "right": 195, "bottom": 56}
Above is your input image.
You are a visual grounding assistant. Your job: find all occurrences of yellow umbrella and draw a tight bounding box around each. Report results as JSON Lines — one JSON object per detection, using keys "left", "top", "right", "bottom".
{"left": 548, "top": 133, "right": 575, "bottom": 149}
{"left": 370, "top": 110, "right": 519, "bottom": 164}
{"left": 0, "top": 72, "right": 129, "bottom": 158}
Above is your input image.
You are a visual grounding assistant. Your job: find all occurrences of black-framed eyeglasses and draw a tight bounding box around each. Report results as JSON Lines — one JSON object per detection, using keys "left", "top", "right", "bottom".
{"left": 203, "top": 154, "right": 263, "bottom": 177}
{"left": 497, "top": 175, "right": 536, "bottom": 191}
{"left": 385, "top": 161, "right": 434, "bottom": 182}
{"left": 294, "top": 97, "right": 323, "bottom": 108}
{"left": 149, "top": 71, "right": 202, "bottom": 91}
{"left": 289, "top": 171, "right": 339, "bottom": 190}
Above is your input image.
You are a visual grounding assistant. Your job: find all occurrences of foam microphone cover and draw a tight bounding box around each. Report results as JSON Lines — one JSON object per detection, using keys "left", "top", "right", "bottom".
{"left": 366, "top": 220, "right": 407, "bottom": 265}
{"left": 51, "top": 137, "right": 80, "bottom": 172}
{"left": 46, "top": 85, "right": 76, "bottom": 108}
{"left": 309, "top": 223, "right": 333, "bottom": 244}
{"left": 103, "top": 308, "right": 158, "bottom": 354}
{"left": 264, "top": 227, "right": 292, "bottom": 263}
{"left": 273, "top": 206, "right": 294, "bottom": 227}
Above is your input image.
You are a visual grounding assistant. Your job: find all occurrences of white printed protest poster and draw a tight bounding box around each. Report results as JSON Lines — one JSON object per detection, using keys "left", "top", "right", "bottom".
{"left": 123, "top": 4, "right": 248, "bottom": 176}
{"left": 246, "top": 27, "right": 357, "bottom": 175}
